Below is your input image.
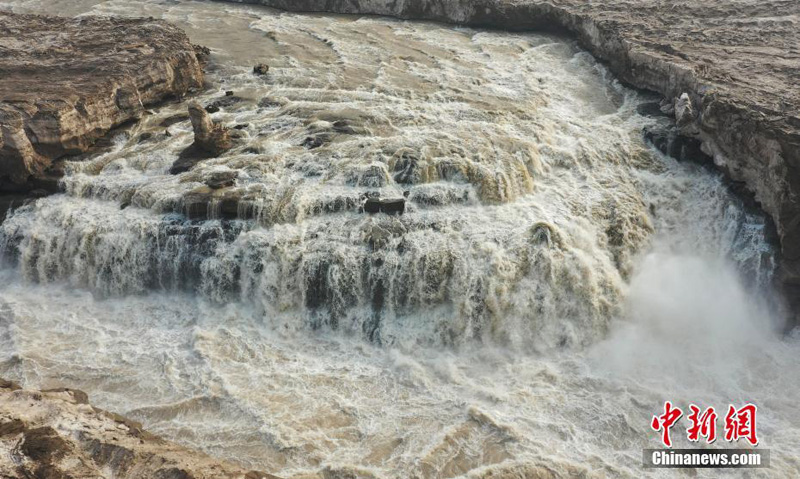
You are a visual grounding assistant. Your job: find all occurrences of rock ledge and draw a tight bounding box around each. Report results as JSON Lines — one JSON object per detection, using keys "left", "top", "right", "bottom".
{"left": 0, "top": 379, "right": 278, "bottom": 479}
{"left": 0, "top": 11, "right": 205, "bottom": 192}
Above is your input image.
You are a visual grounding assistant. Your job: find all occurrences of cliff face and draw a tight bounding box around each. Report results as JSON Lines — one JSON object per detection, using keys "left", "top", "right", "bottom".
{"left": 222, "top": 0, "right": 800, "bottom": 321}
{"left": 0, "top": 12, "right": 205, "bottom": 192}
{"left": 0, "top": 380, "right": 278, "bottom": 479}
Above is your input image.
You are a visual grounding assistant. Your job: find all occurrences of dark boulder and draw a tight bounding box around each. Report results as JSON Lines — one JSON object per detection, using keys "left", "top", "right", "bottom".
{"left": 170, "top": 151, "right": 210, "bottom": 175}
{"left": 29, "top": 189, "right": 49, "bottom": 198}
{"left": 393, "top": 151, "right": 422, "bottom": 185}
{"left": 382, "top": 199, "right": 404, "bottom": 215}
{"left": 205, "top": 95, "right": 244, "bottom": 113}
{"left": 364, "top": 197, "right": 405, "bottom": 216}
{"left": 301, "top": 134, "right": 329, "bottom": 149}
{"left": 205, "top": 171, "right": 238, "bottom": 189}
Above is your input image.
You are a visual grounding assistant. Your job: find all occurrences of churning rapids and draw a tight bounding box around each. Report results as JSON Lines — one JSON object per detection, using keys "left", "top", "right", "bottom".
{"left": 1, "top": 1, "right": 799, "bottom": 477}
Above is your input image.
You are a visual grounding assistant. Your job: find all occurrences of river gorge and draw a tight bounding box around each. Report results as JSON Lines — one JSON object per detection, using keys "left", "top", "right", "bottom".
{"left": 0, "top": 1, "right": 798, "bottom": 478}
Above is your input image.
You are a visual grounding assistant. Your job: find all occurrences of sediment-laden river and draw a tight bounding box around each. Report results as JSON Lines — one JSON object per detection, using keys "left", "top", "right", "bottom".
{"left": 1, "top": 1, "right": 798, "bottom": 477}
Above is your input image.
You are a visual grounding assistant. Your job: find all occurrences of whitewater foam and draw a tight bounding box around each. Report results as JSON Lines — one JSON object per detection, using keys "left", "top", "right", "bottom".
{"left": 0, "top": 1, "right": 797, "bottom": 477}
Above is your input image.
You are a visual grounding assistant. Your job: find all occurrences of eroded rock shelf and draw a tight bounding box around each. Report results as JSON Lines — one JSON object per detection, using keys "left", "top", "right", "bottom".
{"left": 0, "top": 380, "right": 278, "bottom": 479}
{"left": 0, "top": 11, "right": 205, "bottom": 192}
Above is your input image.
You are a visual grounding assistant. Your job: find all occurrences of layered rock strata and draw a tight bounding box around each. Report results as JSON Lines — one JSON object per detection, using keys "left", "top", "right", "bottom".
{"left": 0, "top": 11, "right": 205, "bottom": 192}
{"left": 0, "top": 379, "right": 279, "bottom": 479}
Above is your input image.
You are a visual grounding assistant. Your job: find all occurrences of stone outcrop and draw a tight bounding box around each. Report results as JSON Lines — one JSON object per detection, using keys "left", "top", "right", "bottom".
{"left": 0, "top": 11, "right": 205, "bottom": 192}
{"left": 364, "top": 197, "right": 406, "bottom": 216}
{"left": 0, "top": 379, "right": 280, "bottom": 479}
{"left": 170, "top": 102, "right": 234, "bottom": 174}
{"left": 221, "top": 0, "right": 800, "bottom": 324}
{"left": 188, "top": 101, "right": 233, "bottom": 156}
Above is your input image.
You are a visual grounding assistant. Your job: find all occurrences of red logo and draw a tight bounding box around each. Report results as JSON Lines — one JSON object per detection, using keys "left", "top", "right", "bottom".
{"left": 651, "top": 401, "right": 683, "bottom": 448}
{"left": 652, "top": 402, "right": 758, "bottom": 447}
{"left": 687, "top": 405, "right": 717, "bottom": 443}
{"left": 724, "top": 404, "right": 759, "bottom": 446}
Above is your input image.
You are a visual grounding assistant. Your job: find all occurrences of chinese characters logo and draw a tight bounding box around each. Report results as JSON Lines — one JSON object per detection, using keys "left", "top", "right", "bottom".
{"left": 651, "top": 402, "right": 758, "bottom": 447}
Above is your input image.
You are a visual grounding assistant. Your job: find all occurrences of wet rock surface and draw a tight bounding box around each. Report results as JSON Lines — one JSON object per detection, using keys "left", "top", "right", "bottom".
{"left": 0, "top": 379, "right": 279, "bottom": 479}
{"left": 363, "top": 197, "right": 406, "bottom": 216}
{"left": 0, "top": 195, "right": 28, "bottom": 224}
{"left": 171, "top": 102, "right": 234, "bottom": 173}
{"left": 226, "top": 0, "right": 800, "bottom": 321}
{"left": 188, "top": 101, "right": 234, "bottom": 155}
{"left": 0, "top": 11, "right": 205, "bottom": 192}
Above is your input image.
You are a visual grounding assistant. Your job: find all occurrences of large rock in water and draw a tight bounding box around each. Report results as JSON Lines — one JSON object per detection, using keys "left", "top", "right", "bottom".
{"left": 188, "top": 101, "right": 233, "bottom": 156}
{"left": 226, "top": 0, "right": 800, "bottom": 322}
{"left": 0, "top": 379, "right": 279, "bottom": 479}
{"left": 0, "top": 11, "right": 205, "bottom": 192}
{"left": 169, "top": 102, "right": 233, "bottom": 174}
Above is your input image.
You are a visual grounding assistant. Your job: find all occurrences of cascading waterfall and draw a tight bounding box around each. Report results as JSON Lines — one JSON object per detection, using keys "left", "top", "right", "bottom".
{"left": 1, "top": 1, "right": 797, "bottom": 478}
{"left": 0, "top": 9, "right": 773, "bottom": 350}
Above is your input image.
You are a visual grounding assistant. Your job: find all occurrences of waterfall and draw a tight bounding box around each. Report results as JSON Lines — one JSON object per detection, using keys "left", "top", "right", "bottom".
{"left": 1, "top": 2, "right": 795, "bottom": 477}
{"left": 0, "top": 10, "right": 776, "bottom": 350}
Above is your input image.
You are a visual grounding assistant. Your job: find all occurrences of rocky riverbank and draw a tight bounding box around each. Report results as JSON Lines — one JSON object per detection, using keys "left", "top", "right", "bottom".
{"left": 0, "top": 379, "right": 280, "bottom": 479}
{"left": 0, "top": 11, "right": 206, "bottom": 194}
{"left": 221, "top": 0, "right": 800, "bottom": 321}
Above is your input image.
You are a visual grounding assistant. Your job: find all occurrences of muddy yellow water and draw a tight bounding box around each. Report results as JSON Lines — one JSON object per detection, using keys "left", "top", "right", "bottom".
{"left": 1, "top": 1, "right": 798, "bottom": 478}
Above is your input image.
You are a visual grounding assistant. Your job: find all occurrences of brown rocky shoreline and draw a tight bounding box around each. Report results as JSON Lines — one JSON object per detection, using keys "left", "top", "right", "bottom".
{"left": 0, "top": 15, "right": 259, "bottom": 475}
{"left": 0, "top": 379, "right": 279, "bottom": 479}
{"left": 221, "top": 0, "right": 800, "bottom": 322}
{"left": 0, "top": 11, "right": 206, "bottom": 194}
